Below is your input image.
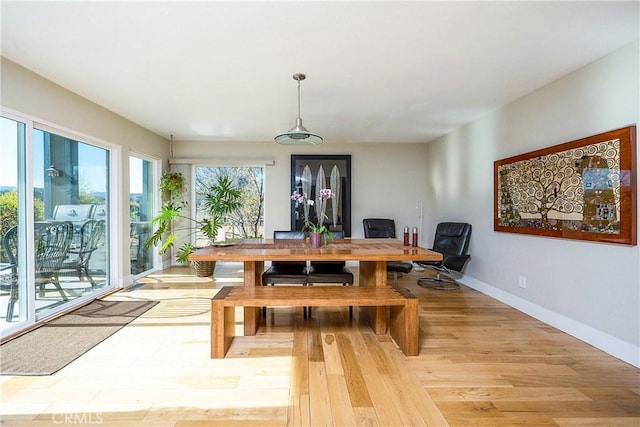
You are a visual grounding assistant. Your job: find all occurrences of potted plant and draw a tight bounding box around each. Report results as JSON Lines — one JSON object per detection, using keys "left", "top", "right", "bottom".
{"left": 146, "top": 175, "right": 241, "bottom": 276}
{"left": 291, "top": 188, "right": 335, "bottom": 247}
{"left": 159, "top": 171, "right": 186, "bottom": 203}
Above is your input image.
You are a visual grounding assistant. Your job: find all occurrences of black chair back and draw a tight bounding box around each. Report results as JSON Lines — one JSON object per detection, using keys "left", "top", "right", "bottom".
{"left": 310, "top": 230, "right": 345, "bottom": 270}
{"left": 328, "top": 230, "right": 344, "bottom": 239}
{"left": 272, "top": 231, "right": 306, "bottom": 269}
{"left": 274, "top": 230, "right": 305, "bottom": 239}
{"left": 432, "top": 222, "right": 472, "bottom": 258}
{"left": 362, "top": 218, "right": 412, "bottom": 287}
{"left": 262, "top": 231, "right": 308, "bottom": 315}
{"left": 363, "top": 218, "right": 396, "bottom": 238}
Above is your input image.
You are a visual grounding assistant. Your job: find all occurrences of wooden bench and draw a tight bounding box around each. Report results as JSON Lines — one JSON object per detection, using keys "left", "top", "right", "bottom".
{"left": 211, "top": 285, "right": 419, "bottom": 358}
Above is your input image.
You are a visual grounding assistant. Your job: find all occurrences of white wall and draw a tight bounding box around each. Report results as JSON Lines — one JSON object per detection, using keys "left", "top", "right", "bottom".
{"left": 1, "top": 58, "right": 168, "bottom": 159}
{"left": 425, "top": 42, "right": 640, "bottom": 367}
{"left": 174, "top": 140, "right": 429, "bottom": 243}
{"left": 1, "top": 57, "right": 170, "bottom": 285}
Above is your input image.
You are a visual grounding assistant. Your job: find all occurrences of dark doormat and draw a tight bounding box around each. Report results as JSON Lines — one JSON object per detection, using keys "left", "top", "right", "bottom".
{"left": 0, "top": 299, "right": 158, "bottom": 375}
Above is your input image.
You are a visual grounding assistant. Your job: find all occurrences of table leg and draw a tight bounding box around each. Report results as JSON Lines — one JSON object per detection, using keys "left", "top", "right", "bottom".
{"left": 359, "top": 260, "right": 388, "bottom": 334}
{"left": 243, "top": 260, "right": 264, "bottom": 335}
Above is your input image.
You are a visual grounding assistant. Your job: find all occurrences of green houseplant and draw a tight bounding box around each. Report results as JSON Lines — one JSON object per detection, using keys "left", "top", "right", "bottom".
{"left": 159, "top": 171, "right": 186, "bottom": 203}
{"left": 146, "top": 174, "right": 241, "bottom": 275}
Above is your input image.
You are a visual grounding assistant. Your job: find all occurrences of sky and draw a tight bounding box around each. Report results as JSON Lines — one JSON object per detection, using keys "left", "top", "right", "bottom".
{"left": 1, "top": 117, "right": 30, "bottom": 188}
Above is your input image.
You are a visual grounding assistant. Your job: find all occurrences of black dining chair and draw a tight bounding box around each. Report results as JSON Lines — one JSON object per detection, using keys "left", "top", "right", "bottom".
{"left": 306, "top": 230, "right": 354, "bottom": 318}
{"left": 261, "top": 230, "right": 308, "bottom": 316}
{"left": 362, "top": 218, "right": 413, "bottom": 287}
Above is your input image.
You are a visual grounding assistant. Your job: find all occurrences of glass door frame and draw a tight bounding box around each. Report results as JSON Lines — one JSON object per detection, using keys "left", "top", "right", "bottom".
{"left": 1, "top": 110, "right": 36, "bottom": 335}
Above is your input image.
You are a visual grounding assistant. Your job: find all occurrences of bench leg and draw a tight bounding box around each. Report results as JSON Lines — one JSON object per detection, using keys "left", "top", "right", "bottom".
{"left": 211, "top": 299, "right": 235, "bottom": 358}
{"left": 389, "top": 298, "right": 419, "bottom": 356}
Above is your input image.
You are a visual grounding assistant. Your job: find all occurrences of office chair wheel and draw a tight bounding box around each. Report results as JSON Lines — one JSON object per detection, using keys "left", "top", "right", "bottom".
{"left": 417, "top": 274, "right": 460, "bottom": 291}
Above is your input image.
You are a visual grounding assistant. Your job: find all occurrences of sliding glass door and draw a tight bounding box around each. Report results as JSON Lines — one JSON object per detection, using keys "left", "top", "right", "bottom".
{"left": 1, "top": 115, "right": 113, "bottom": 332}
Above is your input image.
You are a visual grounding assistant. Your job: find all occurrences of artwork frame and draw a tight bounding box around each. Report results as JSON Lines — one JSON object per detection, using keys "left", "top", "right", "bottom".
{"left": 494, "top": 126, "right": 636, "bottom": 245}
{"left": 291, "top": 154, "right": 352, "bottom": 237}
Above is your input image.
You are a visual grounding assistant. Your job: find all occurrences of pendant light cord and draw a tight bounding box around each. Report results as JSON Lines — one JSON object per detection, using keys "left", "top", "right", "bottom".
{"left": 297, "top": 79, "right": 302, "bottom": 120}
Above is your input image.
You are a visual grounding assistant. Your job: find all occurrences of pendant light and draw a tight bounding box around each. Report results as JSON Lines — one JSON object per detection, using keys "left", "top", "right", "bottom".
{"left": 275, "top": 73, "right": 323, "bottom": 145}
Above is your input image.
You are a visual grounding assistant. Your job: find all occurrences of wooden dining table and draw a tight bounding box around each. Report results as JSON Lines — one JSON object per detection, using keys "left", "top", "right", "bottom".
{"left": 190, "top": 238, "right": 443, "bottom": 335}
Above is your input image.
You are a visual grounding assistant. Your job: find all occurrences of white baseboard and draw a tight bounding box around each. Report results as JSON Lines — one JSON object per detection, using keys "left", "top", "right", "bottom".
{"left": 458, "top": 275, "right": 640, "bottom": 368}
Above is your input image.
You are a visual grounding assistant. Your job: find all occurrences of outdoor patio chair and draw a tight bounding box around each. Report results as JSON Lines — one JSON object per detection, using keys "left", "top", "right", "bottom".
{"left": 1, "top": 226, "right": 19, "bottom": 322}
{"left": 60, "top": 219, "right": 105, "bottom": 286}
{"left": 34, "top": 221, "right": 74, "bottom": 300}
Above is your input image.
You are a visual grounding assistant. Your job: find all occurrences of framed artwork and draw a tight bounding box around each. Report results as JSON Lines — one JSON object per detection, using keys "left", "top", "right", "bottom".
{"left": 494, "top": 126, "right": 636, "bottom": 245}
{"left": 291, "top": 154, "right": 352, "bottom": 237}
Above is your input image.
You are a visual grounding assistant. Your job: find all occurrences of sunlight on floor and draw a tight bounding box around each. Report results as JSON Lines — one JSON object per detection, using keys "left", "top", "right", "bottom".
{"left": 1, "top": 265, "right": 294, "bottom": 424}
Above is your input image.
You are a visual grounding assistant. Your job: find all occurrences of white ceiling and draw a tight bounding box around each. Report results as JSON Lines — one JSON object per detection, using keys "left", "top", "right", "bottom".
{"left": 1, "top": 1, "right": 638, "bottom": 144}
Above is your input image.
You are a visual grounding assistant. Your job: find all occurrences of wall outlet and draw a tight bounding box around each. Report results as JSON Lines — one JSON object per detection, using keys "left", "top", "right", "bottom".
{"left": 518, "top": 275, "right": 527, "bottom": 289}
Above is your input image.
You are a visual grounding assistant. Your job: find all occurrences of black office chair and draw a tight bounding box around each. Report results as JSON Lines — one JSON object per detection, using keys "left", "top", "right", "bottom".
{"left": 362, "top": 218, "right": 413, "bottom": 287}
{"left": 261, "top": 230, "right": 308, "bottom": 316}
{"left": 416, "top": 222, "right": 471, "bottom": 290}
{"left": 306, "top": 231, "right": 354, "bottom": 318}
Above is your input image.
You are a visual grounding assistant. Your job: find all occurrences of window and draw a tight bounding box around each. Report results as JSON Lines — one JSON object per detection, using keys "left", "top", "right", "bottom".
{"left": 194, "top": 166, "right": 264, "bottom": 244}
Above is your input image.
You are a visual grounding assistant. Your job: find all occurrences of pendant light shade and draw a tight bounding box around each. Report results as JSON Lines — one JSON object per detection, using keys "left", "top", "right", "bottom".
{"left": 275, "top": 73, "right": 323, "bottom": 146}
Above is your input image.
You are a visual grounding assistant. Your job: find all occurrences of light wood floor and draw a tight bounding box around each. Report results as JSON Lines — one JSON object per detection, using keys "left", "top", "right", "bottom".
{"left": 1, "top": 264, "right": 638, "bottom": 426}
